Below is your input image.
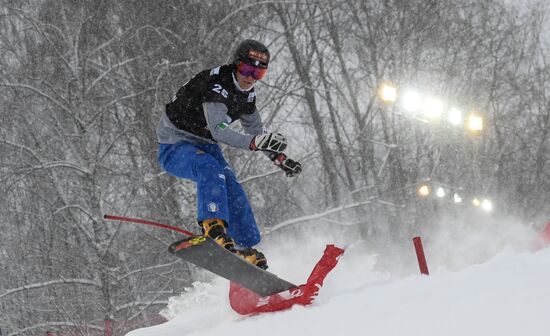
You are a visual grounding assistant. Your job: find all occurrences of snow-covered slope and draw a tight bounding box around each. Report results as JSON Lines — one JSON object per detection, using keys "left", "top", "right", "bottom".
{"left": 127, "top": 234, "right": 550, "bottom": 336}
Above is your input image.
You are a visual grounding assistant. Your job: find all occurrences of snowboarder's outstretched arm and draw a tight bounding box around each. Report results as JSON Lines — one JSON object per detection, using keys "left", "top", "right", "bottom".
{"left": 203, "top": 102, "right": 255, "bottom": 149}
{"left": 203, "top": 100, "right": 300, "bottom": 177}
{"left": 204, "top": 102, "right": 287, "bottom": 154}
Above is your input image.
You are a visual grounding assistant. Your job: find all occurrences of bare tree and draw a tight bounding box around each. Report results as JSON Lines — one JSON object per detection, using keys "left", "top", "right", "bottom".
{"left": 2, "top": 1, "right": 550, "bottom": 334}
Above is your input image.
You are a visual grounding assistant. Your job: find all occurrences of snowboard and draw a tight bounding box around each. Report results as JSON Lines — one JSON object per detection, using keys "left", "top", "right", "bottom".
{"left": 104, "top": 214, "right": 344, "bottom": 314}
{"left": 168, "top": 235, "right": 298, "bottom": 296}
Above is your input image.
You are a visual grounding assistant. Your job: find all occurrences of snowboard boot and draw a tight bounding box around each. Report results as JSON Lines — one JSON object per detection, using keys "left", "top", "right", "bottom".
{"left": 200, "top": 218, "right": 235, "bottom": 251}
{"left": 236, "top": 247, "right": 268, "bottom": 270}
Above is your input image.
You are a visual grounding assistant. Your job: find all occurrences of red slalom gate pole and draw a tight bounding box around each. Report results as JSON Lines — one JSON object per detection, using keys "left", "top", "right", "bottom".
{"left": 105, "top": 319, "right": 112, "bottom": 336}
{"left": 413, "top": 236, "right": 430, "bottom": 275}
{"left": 104, "top": 214, "right": 194, "bottom": 236}
{"left": 531, "top": 220, "right": 550, "bottom": 252}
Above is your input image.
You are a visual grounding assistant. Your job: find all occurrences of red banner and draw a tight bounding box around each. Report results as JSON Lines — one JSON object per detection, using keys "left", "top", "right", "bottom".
{"left": 229, "top": 245, "right": 345, "bottom": 315}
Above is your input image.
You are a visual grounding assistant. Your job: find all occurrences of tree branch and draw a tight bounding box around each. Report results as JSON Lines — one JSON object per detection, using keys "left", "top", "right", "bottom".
{"left": 0, "top": 278, "right": 101, "bottom": 299}
{"left": 7, "top": 322, "right": 103, "bottom": 336}
{"left": 116, "top": 261, "right": 181, "bottom": 282}
{"left": 266, "top": 197, "right": 378, "bottom": 233}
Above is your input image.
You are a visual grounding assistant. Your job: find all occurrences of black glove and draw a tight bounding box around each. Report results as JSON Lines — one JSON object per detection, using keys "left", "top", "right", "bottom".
{"left": 272, "top": 153, "right": 302, "bottom": 177}
{"left": 250, "top": 132, "right": 287, "bottom": 153}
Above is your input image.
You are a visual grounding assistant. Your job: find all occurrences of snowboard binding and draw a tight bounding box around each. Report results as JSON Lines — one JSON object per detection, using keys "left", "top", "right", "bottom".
{"left": 236, "top": 248, "right": 268, "bottom": 270}
{"left": 200, "top": 218, "right": 268, "bottom": 269}
{"left": 200, "top": 218, "right": 236, "bottom": 251}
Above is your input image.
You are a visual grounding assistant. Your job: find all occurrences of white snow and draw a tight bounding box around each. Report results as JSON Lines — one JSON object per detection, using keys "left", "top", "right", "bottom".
{"left": 127, "top": 222, "right": 550, "bottom": 336}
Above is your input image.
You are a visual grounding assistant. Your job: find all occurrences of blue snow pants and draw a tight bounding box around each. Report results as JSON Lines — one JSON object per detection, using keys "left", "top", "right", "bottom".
{"left": 158, "top": 141, "right": 261, "bottom": 248}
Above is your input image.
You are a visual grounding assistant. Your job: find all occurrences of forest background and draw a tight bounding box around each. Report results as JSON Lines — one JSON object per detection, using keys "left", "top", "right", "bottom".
{"left": 1, "top": 1, "right": 549, "bottom": 335}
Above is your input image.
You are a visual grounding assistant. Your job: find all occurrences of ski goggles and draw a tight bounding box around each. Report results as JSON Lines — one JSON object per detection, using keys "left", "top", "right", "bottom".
{"left": 237, "top": 61, "right": 268, "bottom": 80}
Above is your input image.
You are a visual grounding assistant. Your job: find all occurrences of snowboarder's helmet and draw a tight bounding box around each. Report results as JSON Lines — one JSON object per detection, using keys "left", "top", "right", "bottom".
{"left": 233, "top": 39, "right": 270, "bottom": 68}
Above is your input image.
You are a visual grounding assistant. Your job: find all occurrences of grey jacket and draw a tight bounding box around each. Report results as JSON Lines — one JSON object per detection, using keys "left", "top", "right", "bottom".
{"left": 156, "top": 102, "right": 265, "bottom": 149}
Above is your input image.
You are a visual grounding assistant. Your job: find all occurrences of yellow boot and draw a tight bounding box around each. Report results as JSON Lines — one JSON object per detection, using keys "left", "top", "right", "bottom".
{"left": 236, "top": 248, "right": 268, "bottom": 270}
{"left": 200, "top": 218, "right": 235, "bottom": 251}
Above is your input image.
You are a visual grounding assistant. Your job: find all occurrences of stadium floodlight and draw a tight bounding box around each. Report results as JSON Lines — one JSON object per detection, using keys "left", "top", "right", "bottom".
{"left": 417, "top": 183, "right": 431, "bottom": 197}
{"left": 378, "top": 83, "right": 397, "bottom": 104}
{"left": 467, "top": 112, "right": 484, "bottom": 133}
{"left": 448, "top": 107, "right": 463, "bottom": 125}
{"left": 422, "top": 96, "right": 444, "bottom": 120}
{"left": 453, "top": 193, "right": 462, "bottom": 203}
{"left": 402, "top": 90, "right": 422, "bottom": 113}
{"left": 481, "top": 199, "right": 493, "bottom": 212}
{"left": 472, "top": 197, "right": 481, "bottom": 207}
{"left": 436, "top": 187, "right": 446, "bottom": 198}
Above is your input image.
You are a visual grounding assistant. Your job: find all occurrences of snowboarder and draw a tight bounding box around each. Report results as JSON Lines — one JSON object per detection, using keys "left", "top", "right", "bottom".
{"left": 156, "top": 39, "right": 302, "bottom": 269}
